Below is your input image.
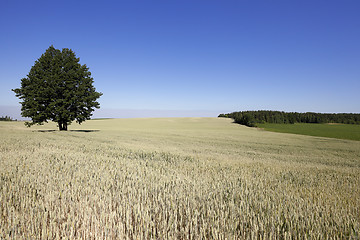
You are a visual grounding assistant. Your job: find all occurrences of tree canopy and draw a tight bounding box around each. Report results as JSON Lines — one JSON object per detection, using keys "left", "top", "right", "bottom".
{"left": 13, "top": 46, "right": 102, "bottom": 131}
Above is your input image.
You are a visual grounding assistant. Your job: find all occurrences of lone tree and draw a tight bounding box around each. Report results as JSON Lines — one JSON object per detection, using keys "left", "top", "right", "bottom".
{"left": 13, "top": 46, "right": 102, "bottom": 131}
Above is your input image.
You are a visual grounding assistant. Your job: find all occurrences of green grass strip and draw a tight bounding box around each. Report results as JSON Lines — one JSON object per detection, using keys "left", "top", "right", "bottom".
{"left": 257, "top": 123, "right": 360, "bottom": 141}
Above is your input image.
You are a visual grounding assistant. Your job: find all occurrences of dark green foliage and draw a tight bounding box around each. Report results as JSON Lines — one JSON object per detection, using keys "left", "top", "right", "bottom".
{"left": 234, "top": 113, "right": 257, "bottom": 127}
{"left": 12, "top": 46, "right": 102, "bottom": 131}
{"left": 219, "top": 110, "right": 360, "bottom": 127}
{"left": 0, "top": 116, "right": 16, "bottom": 121}
{"left": 218, "top": 113, "right": 230, "bottom": 118}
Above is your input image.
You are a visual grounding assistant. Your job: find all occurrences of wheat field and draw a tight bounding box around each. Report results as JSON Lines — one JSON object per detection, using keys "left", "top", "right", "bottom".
{"left": 0, "top": 118, "right": 359, "bottom": 239}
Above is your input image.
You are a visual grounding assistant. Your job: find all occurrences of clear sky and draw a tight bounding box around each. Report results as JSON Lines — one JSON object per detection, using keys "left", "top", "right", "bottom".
{"left": 1, "top": 0, "right": 359, "bottom": 119}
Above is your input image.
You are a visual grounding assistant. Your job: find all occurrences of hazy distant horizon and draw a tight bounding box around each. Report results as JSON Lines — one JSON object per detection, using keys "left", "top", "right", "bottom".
{"left": 0, "top": 105, "right": 223, "bottom": 120}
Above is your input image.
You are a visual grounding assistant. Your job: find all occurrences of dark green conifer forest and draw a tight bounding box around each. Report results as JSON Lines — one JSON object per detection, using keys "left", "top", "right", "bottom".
{"left": 219, "top": 111, "right": 360, "bottom": 127}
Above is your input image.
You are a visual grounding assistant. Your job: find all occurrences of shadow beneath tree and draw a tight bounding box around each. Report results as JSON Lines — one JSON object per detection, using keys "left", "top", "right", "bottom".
{"left": 70, "top": 130, "right": 99, "bottom": 133}
{"left": 35, "top": 130, "right": 57, "bottom": 132}
{"left": 34, "top": 130, "right": 99, "bottom": 133}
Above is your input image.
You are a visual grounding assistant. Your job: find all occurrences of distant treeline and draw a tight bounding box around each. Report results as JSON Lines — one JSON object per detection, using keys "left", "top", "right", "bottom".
{"left": 0, "top": 116, "right": 17, "bottom": 121}
{"left": 218, "top": 111, "right": 360, "bottom": 127}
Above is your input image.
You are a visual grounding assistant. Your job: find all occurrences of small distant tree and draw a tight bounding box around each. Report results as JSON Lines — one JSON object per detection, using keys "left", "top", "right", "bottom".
{"left": 12, "top": 46, "right": 102, "bottom": 131}
{"left": 0, "top": 116, "right": 15, "bottom": 121}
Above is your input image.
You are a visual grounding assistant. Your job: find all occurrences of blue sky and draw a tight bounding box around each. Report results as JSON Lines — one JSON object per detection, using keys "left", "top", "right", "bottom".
{"left": 1, "top": 0, "right": 359, "bottom": 119}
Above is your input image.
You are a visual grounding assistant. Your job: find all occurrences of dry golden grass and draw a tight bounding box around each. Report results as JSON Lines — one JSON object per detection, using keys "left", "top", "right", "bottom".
{"left": 0, "top": 118, "right": 359, "bottom": 239}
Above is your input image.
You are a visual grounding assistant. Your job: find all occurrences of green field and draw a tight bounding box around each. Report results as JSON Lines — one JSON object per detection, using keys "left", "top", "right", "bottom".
{"left": 257, "top": 123, "right": 360, "bottom": 141}
{"left": 1, "top": 118, "right": 359, "bottom": 239}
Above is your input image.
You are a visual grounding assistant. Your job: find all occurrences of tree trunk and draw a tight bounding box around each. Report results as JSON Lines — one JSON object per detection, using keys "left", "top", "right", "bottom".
{"left": 58, "top": 122, "right": 68, "bottom": 131}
